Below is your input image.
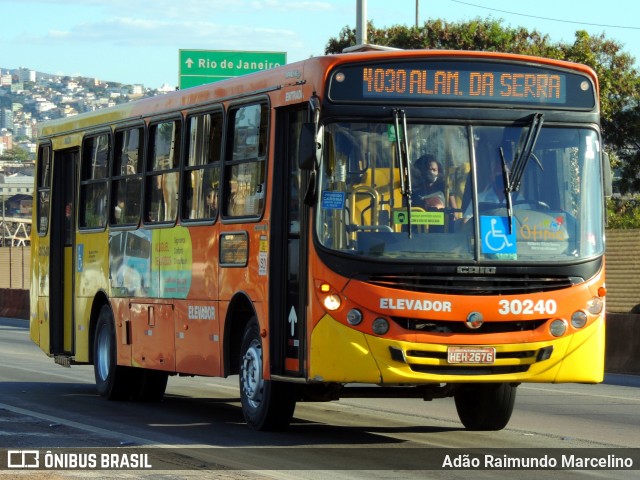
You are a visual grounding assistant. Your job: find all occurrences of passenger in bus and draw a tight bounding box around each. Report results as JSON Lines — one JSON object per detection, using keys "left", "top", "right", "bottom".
{"left": 412, "top": 154, "right": 457, "bottom": 210}
{"left": 227, "top": 178, "right": 245, "bottom": 216}
{"left": 114, "top": 198, "right": 125, "bottom": 223}
{"left": 205, "top": 187, "right": 218, "bottom": 217}
{"left": 64, "top": 202, "right": 72, "bottom": 241}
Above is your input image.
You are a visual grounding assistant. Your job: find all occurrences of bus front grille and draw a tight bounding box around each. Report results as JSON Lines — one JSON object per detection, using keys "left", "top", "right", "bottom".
{"left": 393, "top": 318, "right": 546, "bottom": 334}
{"left": 368, "top": 274, "right": 580, "bottom": 296}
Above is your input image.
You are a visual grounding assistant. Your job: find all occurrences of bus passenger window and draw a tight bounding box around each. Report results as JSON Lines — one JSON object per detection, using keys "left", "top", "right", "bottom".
{"left": 111, "top": 127, "right": 143, "bottom": 226}
{"left": 36, "top": 145, "right": 51, "bottom": 235}
{"left": 223, "top": 103, "right": 267, "bottom": 218}
{"left": 145, "top": 119, "right": 181, "bottom": 224}
{"left": 182, "top": 111, "right": 222, "bottom": 221}
{"left": 79, "top": 133, "right": 110, "bottom": 229}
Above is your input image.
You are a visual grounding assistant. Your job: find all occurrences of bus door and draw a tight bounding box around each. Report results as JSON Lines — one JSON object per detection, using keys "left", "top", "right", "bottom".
{"left": 270, "top": 107, "right": 309, "bottom": 377}
{"left": 49, "top": 147, "right": 77, "bottom": 355}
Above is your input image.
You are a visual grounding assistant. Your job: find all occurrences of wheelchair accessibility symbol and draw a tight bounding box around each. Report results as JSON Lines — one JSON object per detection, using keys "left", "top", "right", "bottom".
{"left": 481, "top": 216, "right": 517, "bottom": 254}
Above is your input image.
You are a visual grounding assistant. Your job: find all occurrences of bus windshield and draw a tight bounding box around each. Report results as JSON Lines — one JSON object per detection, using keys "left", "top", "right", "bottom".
{"left": 315, "top": 121, "right": 604, "bottom": 262}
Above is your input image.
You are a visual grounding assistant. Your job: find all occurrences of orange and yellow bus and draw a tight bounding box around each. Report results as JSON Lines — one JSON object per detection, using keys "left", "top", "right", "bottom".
{"left": 31, "top": 49, "right": 610, "bottom": 431}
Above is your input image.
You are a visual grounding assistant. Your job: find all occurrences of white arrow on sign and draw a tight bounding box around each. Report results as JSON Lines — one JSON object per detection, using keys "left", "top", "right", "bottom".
{"left": 288, "top": 306, "right": 297, "bottom": 337}
{"left": 185, "top": 58, "right": 194, "bottom": 69}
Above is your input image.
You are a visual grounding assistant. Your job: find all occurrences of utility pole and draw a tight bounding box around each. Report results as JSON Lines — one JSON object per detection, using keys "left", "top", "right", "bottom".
{"left": 356, "top": 0, "right": 367, "bottom": 45}
{"left": 416, "top": 0, "right": 419, "bottom": 27}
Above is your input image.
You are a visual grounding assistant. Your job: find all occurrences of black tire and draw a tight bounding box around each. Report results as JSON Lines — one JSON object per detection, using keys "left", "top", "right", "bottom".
{"left": 135, "top": 369, "right": 169, "bottom": 402}
{"left": 454, "top": 383, "right": 517, "bottom": 431}
{"left": 93, "top": 305, "right": 135, "bottom": 400}
{"left": 239, "top": 319, "right": 297, "bottom": 431}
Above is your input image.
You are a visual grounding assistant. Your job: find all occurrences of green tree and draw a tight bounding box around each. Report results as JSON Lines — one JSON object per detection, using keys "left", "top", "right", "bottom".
{"left": 325, "top": 18, "right": 562, "bottom": 59}
{"left": 0, "top": 147, "right": 30, "bottom": 162}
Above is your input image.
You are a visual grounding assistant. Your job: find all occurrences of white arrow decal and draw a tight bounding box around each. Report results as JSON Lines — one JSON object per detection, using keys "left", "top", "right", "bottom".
{"left": 288, "top": 306, "right": 297, "bottom": 337}
{"left": 185, "top": 58, "right": 194, "bottom": 69}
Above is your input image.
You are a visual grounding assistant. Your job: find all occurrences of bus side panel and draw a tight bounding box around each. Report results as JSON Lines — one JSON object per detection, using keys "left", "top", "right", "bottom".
{"left": 173, "top": 225, "right": 221, "bottom": 376}
{"left": 130, "top": 301, "right": 176, "bottom": 372}
{"left": 63, "top": 246, "right": 74, "bottom": 352}
{"left": 74, "top": 231, "right": 110, "bottom": 363}
{"left": 186, "top": 226, "right": 219, "bottom": 300}
{"left": 111, "top": 297, "right": 132, "bottom": 367}
{"left": 29, "top": 235, "right": 49, "bottom": 352}
{"left": 34, "top": 236, "right": 51, "bottom": 353}
{"left": 29, "top": 288, "right": 39, "bottom": 346}
{"left": 72, "top": 296, "right": 91, "bottom": 363}
{"left": 174, "top": 302, "right": 221, "bottom": 376}
{"left": 217, "top": 228, "right": 269, "bottom": 302}
{"left": 218, "top": 297, "right": 270, "bottom": 378}
{"left": 37, "top": 297, "right": 50, "bottom": 354}
{"left": 218, "top": 224, "right": 270, "bottom": 372}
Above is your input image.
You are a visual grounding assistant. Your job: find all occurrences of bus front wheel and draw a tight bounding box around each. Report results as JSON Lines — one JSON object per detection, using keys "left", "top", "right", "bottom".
{"left": 93, "top": 305, "right": 134, "bottom": 400}
{"left": 239, "top": 318, "right": 297, "bottom": 431}
{"left": 454, "top": 383, "right": 517, "bottom": 431}
{"left": 135, "top": 369, "right": 168, "bottom": 402}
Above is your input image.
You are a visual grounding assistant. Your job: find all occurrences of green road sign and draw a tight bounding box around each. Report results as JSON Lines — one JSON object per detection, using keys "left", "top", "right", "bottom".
{"left": 179, "top": 50, "right": 287, "bottom": 89}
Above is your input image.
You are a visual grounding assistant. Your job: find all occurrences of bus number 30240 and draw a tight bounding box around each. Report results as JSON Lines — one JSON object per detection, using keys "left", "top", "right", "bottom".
{"left": 497, "top": 299, "right": 557, "bottom": 315}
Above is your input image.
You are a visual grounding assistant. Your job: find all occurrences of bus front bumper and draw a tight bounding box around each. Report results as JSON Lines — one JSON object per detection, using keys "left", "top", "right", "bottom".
{"left": 308, "top": 314, "right": 605, "bottom": 384}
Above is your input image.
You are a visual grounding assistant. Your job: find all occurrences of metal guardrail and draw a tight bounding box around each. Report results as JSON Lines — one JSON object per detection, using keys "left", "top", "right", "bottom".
{"left": 1, "top": 216, "right": 31, "bottom": 247}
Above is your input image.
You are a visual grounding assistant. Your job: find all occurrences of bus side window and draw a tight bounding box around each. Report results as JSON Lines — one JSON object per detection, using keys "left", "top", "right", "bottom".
{"left": 36, "top": 144, "right": 52, "bottom": 235}
{"left": 79, "top": 133, "right": 110, "bottom": 229}
{"left": 145, "top": 119, "right": 181, "bottom": 224}
{"left": 182, "top": 110, "right": 222, "bottom": 221}
{"left": 223, "top": 103, "right": 268, "bottom": 218}
{"left": 112, "top": 126, "right": 143, "bottom": 226}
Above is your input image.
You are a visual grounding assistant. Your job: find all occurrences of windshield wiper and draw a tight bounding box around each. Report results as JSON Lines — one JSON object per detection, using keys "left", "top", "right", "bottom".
{"left": 393, "top": 109, "right": 413, "bottom": 237}
{"left": 498, "top": 113, "right": 544, "bottom": 234}
{"left": 509, "top": 113, "right": 544, "bottom": 193}
{"left": 499, "top": 147, "right": 514, "bottom": 234}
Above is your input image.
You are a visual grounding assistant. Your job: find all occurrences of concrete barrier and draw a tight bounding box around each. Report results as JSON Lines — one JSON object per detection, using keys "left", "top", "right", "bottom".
{"left": 605, "top": 313, "right": 640, "bottom": 375}
{"left": 1, "top": 289, "right": 638, "bottom": 375}
{"left": 0, "top": 288, "right": 29, "bottom": 320}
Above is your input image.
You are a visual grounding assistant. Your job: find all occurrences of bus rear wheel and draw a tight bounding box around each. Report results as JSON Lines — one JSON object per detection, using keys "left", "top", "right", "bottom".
{"left": 454, "top": 383, "right": 517, "bottom": 431}
{"left": 93, "top": 305, "right": 135, "bottom": 400}
{"left": 239, "top": 318, "right": 297, "bottom": 431}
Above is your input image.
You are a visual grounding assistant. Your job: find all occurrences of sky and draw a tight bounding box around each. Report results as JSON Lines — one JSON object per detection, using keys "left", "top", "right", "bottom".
{"left": 1, "top": 0, "right": 640, "bottom": 89}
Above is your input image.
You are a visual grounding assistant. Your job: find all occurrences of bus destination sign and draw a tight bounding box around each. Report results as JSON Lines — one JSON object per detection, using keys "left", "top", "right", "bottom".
{"left": 328, "top": 60, "right": 595, "bottom": 108}
{"left": 363, "top": 67, "right": 564, "bottom": 103}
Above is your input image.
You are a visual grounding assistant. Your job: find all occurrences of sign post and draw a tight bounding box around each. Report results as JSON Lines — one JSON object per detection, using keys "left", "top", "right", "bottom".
{"left": 179, "top": 50, "right": 287, "bottom": 89}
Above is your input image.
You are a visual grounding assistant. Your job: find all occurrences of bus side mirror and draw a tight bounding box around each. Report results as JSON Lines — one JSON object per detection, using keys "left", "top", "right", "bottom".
{"left": 298, "top": 122, "right": 319, "bottom": 170}
{"left": 603, "top": 152, "right": 612, "bottom": 198}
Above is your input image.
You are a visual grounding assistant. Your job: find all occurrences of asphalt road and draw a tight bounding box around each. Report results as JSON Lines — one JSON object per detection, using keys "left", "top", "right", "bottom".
{"left": 1, "top": 317, "right": 639, "bottom": 479}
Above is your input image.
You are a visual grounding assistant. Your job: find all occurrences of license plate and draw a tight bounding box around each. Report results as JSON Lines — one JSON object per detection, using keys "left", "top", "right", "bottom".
{"left": 447, "top": 346, "right": 496, "bottom": 364}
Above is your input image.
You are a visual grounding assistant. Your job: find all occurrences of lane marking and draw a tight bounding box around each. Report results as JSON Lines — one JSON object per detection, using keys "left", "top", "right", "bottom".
{"left": 520, "top": 385, "right": 640, "bottom": 402}
{"left": 0, "top": 401, "right": 160, "bottom": 447}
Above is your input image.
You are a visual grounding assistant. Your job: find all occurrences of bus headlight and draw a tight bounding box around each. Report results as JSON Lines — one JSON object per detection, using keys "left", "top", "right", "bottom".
{"left": 549, "top": 319, "right": 568, "bottom": 337}
{"left": 587, "top": 297, "right": 604, "bottom": 315}
{"left": 323, "top": 294, "right": 341, "bottom": 311}
{"left": 571, "top": 310, "right": 588, "bottom": 329}
{"left": 317, "top": 282, "right": 341, "bottom": 311}
{"left": 347, "top": 309, "right": 363, "bottom": 325}
{"left": 372, "top": 317, "right": 390, "bottom": 335}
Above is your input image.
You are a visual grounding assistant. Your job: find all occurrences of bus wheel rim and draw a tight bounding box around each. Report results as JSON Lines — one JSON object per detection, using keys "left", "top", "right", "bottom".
{"left": 241, "top": 339, "right": 263, "bottom": 408}
{"left": 96, "top": 325, "right": 110, "bottom": 381}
